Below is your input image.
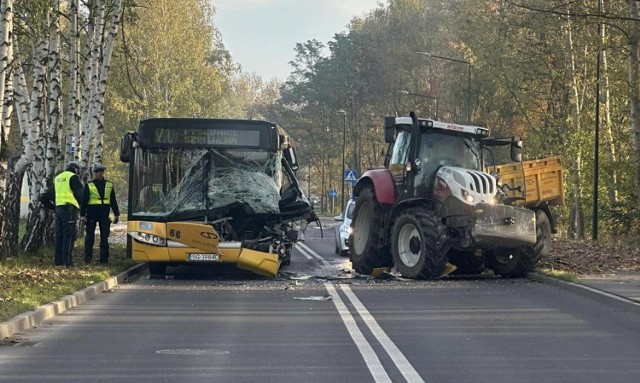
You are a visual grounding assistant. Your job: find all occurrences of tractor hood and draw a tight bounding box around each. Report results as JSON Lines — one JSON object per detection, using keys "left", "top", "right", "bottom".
{"left": 436, "top": 166, "right": 497, "bottom": 205}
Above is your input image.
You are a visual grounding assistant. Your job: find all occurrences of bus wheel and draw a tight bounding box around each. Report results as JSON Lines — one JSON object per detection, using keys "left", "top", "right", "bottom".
{"left": 148, "top": 263, "right": 166, "bottom": 279}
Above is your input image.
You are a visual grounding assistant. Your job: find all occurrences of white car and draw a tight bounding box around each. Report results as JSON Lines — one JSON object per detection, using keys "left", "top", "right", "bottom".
{"left": 334, "top": 199, "right": 356, "bottom": 256}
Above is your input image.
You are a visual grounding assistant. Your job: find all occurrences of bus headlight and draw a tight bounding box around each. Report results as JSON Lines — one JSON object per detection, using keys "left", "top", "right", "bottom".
{"left": 133, "top": 231, "right": 166, "bottom": 246}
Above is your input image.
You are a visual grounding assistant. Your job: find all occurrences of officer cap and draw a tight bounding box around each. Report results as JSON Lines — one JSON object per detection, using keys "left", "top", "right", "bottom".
{"left": 67, "top": 162, "right": 81, "bottom": 171}
{"left": 92, "top": 163, "right": 106, "bottom": 172}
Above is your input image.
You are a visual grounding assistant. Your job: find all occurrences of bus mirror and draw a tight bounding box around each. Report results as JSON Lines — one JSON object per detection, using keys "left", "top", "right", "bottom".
{"left": 120, "top": 133, "right": 134, "bottom": 162}
{"left": 279, "top": 134, "right": 290, "bottom": 149}
{"left": 384, "top": 117, "right": 396, "bottom": 143}
{"left": 511, "top": 136, "right": 523, "bottom": 162}
{"left": 284, "top": 147, "right": 299, "bottom": 171}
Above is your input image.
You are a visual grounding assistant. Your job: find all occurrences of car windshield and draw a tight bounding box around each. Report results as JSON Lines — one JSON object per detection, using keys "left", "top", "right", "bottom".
{"left": 131, "top": 147, "right": 283, "bottom": 218}
{"left": 346, "top": 201, "right": 356, "bottom": 219}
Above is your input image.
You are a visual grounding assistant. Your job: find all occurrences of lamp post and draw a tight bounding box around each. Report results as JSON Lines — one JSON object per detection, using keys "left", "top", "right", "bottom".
{"left": 397, "top": 90, "right": 439, "bottom": 119}
{"left": 416, "top": 51, "right": 471, "bottom": 123}
{"left": 337, "top": 110, "right": 347, "bottom": 211}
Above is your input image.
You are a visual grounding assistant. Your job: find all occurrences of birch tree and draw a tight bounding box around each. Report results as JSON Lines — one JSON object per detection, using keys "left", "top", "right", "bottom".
{"left": 0, "top": 0, "right": 12, "bottom": 253}
{"left": 628, "top": 0, "right": 640, "bottom": 203}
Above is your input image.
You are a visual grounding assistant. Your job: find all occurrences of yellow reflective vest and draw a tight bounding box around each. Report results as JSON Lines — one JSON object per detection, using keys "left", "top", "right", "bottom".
{"left": 54, "top": 170, "right": 79, "bottom": 208}
{"left": 87, "top": 180, "right": 113, "bottom": 205}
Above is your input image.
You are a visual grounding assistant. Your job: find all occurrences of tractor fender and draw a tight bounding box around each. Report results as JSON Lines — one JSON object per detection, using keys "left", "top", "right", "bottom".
{"left": 353, "top": 169, "right": 396, "bottom": 205}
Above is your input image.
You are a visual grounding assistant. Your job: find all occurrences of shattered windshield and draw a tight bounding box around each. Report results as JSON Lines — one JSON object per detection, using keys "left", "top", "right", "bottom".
{"left": 131, "top": 147, "right": 283, "bottom": 218}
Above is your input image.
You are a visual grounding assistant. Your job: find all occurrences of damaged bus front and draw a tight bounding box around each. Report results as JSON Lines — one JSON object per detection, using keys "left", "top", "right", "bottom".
{"left": 120, "top": 118, "right": 316, "bottom": 277}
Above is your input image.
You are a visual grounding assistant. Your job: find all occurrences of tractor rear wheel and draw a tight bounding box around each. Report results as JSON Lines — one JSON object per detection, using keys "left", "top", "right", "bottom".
{"left": 486, "top": 247, "right": 533, "bottom": 278}
{"left": 390, "top": 209, "right": 449, "bottom": 279}
{"left": 349, "top": 187, "right": 392, "bottom": 274}
{"left": 521, "top": 209, "right": 552, "bottom": 266}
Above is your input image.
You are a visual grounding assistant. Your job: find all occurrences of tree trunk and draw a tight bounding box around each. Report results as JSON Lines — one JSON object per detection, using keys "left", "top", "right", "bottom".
{"left": 92, "top": 0, "right": 123, "bottom": 164}
{"left": 565, "top": 18, "right": 585, "bottom": 239}
{"left": 602, "top": 35, "right": 619, "bottom": 205}
{"left": 628, "top": 0, "right": 640, "bottom": 203}
{"left": 65, "top": 0, "right": 79, "bottom": 163}
{"left": 1, "top": 160, "right": 23, "bottom": 256}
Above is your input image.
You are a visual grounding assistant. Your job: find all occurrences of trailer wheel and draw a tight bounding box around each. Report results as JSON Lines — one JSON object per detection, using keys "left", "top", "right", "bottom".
{"left": 148, "top": 262, "right": 167, "bottom": 279}
{"left": 486, "top": 248, "right": 533, "bottom": 278}
{"left": 349, "top": 187, "right": 392, "bottom": 274}
{"left": 390, "top": 209, "right": 449, "bottom": 279}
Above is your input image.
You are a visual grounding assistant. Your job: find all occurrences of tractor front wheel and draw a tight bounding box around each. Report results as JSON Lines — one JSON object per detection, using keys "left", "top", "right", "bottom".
{"left": 390, "top": 209, "right": 449, "bottom": 279}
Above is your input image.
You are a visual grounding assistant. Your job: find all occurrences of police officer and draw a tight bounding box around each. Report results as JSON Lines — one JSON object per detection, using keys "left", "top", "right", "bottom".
{"left": 81, "top": 163, "right": 120, "bottom": 264}
{"left": 52, "top": 162, "right": 83, "bottom": 267}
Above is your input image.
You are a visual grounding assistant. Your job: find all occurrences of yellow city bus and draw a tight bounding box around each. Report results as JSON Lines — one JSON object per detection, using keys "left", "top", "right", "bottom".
{"left": 119, "top": 118, "right": 315, "bottom": 277}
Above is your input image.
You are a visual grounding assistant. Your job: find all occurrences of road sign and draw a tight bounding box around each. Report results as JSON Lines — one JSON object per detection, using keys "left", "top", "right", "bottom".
{"left": 344, "top": 170, "right": 358, "bottom": 182}
{"left": 328, "top": 189, "right": 338, "bottom": 200}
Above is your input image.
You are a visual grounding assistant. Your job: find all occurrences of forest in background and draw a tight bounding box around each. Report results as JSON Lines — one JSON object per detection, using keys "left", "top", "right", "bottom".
{"left": 1, "top": 0, "right": 639, "bottom": 259}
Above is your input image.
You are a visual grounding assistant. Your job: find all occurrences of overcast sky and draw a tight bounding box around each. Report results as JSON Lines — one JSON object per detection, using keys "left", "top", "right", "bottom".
{"left": 212, "top": 0, "right": 383, "bottom": 81}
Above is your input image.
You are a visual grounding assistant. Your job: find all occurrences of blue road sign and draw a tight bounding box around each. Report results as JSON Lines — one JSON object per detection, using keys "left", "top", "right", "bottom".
{"left": 344, "top": 170, "right": 358, "bottom": 182}
{"left": 328, "top": 189, "right": 338, "bottom": 200}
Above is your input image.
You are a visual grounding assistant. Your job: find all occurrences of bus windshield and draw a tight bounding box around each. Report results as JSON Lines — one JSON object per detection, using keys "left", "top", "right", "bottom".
{"left": 131, "top": 147, "right": 283, "bottom": 218}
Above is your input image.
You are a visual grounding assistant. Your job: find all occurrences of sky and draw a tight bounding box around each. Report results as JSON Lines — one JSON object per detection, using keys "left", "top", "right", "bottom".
{"left": 212, "top": 0, "right": 384, "bottom": 81}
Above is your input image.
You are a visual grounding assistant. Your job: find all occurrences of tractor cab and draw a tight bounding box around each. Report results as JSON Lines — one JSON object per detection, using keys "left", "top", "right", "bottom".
{"left": 384, "top": 116, "right": 488, "bottom": 200}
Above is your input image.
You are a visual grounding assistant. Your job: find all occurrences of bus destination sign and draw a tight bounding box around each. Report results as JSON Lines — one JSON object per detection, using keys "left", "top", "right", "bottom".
{"left": 153, "top": 127, "right": 261, "bottom": 147}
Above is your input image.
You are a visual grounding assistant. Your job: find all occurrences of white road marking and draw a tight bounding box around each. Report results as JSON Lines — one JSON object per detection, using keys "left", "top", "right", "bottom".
{"left": 324, "top": 283, "right": 392, "bottom": 383}
{"left": 294, "top": 244, "right": 313, "bottom": 260}
{"left": 297, "top": 242, "right": 331, "bottom": 267}
{"left": 340, "top": 284, "right": 426, "bottom": 383}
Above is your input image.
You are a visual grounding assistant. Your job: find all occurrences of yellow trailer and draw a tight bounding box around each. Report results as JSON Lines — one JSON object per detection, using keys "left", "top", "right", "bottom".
{"left": 490, "top": 156, "right": 564, "bottom": 258}
{"left": 492, "top": 156, "right": 564, "bottom": 207}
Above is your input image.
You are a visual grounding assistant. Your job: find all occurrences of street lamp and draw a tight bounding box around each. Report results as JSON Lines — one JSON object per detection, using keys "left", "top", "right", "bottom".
{"left": 337, "top": 110, "right": 347, "bottom": 212}
{"left": 416, "top": 51, "right": 471, "bottom": 123}
{"left": 397, "top": 90, "right": 439, "bottom": 119}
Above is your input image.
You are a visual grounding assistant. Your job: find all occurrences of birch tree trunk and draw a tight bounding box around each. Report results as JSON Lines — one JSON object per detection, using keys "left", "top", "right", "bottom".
{"left": 21, "top": 1, "right": 62, "bottom": 251}
{"left": 79, "top": 0, "right": 105, "bottom": 173}
{"left": 628, "top": 0, "right": 640, "bottom": 203}
{"left": 19, "top": 35, "right": 50, "bottom": 251}
{"left": 92, "top": 0, "right": 122, "bottom": 165}
{"left": 601, "top": 23, "right": 619, "bottom": 205}
{"left": 65, "top": 0, "right": 80, "bottom": 163}
{"left": 1, "top": 63, "right": 34, "bottom": 255}
{"left": 565, "top": 18, "right": 585, "bottom": 240}
{"left": 0, "top": 0, "right": 12, "bottom": 256}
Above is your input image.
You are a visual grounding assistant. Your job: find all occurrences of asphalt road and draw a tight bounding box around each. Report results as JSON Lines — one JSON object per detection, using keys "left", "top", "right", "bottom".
{"left": 1, "top": 220, "right": 640, "bottom": 383}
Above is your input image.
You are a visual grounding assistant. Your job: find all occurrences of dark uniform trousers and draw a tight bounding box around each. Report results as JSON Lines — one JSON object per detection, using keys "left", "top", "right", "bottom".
{"left": 55, "top": 205, "right": 77, "bottom": 266}
{"left": 85, "top": 214, "right": 111, "bottom": 264}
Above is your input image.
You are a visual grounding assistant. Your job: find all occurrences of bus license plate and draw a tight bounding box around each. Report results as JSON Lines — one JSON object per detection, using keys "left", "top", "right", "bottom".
{"left": 187, "top": 253, "right": 219, "bottom": 262}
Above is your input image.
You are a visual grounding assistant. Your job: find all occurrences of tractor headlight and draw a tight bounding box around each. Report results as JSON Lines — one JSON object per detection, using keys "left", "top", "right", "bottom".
{"left": 461, "top": 189, "right": 475, "bottom": 203}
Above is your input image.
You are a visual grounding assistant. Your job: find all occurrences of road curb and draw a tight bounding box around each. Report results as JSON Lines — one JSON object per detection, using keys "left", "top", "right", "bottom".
{"left": 0, "top": 263, "right": 147, "bottom": 340}
{"left": 527, "top": 272, "right": 640, "bottom": 315}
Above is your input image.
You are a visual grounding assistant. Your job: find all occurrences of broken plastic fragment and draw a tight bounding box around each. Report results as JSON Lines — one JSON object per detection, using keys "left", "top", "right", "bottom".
{"left": 293, "top": 295, "right": 333, "bottom": 301}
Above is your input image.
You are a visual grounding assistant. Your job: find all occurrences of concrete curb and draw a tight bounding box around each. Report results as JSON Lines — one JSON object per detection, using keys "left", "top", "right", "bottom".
{"left": 0, "top": 263, "right": 147, "bottom": 340}
{"left": 527, "top": 272, "right": 640, "bottom": 315}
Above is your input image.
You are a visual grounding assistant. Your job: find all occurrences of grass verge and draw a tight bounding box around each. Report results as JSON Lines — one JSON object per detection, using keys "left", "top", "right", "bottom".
{"left": 0, "top": 243, "right": 136, "bottom": 323}
{"left": 537, "top": 268, "right": 579, "bottom": 283}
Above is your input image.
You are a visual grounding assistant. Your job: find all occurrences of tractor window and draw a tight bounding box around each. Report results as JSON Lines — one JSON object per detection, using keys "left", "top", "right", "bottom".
{"left": 388, "top": 129, "right": 411, "bottom": 169}
{"left": 415, "top": 131, "right": 481, "bottom": 193}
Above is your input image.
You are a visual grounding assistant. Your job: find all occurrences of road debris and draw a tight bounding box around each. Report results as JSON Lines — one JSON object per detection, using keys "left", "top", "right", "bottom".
{"left": 293, "top": 294, "right": 332, "bottom": 301}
